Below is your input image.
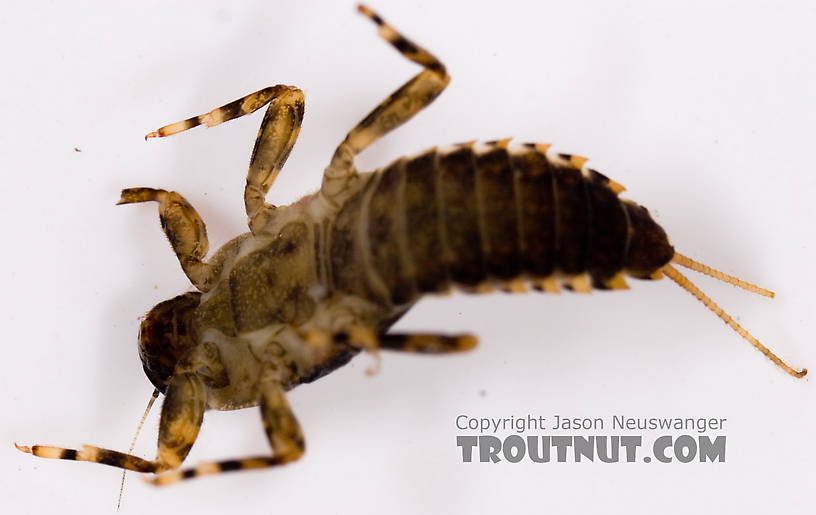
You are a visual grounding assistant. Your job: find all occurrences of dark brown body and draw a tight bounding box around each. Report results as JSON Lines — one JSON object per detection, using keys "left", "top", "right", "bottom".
{"left": 325, "top": 142, "right": 674, "bottom": 309}
{"left": 19, "top": 6, "right": 697, "bottom": 486}
{"left": 140, "top": 141, "right": 674, "bottom": 402}
{"left": 127, "top": 5, "right": 675, "bottom": 409}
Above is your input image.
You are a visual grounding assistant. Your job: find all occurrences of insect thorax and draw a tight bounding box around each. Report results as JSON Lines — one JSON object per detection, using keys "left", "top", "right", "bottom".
{"left": 137, "top": 197, "right": 391, "bottom": 408}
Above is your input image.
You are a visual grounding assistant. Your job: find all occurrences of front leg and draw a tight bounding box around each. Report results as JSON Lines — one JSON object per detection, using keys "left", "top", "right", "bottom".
{"left": 117, "top": 188, "right": 218, "bottom": 291}
{"left": 16, "top": 373, "right": 207, "bottom": 476}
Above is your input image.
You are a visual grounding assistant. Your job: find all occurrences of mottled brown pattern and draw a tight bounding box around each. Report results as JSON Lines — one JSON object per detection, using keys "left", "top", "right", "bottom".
{"left": 192, "top": 285, "right": 236, "bottom": 337}
{"left": 228, "top": 248, "right": 282, "bottom": 332}
{"left": 328, "top": 173, "right": 387, "bottom": 303}
{"left": 367, "top": 157, "right": 416, "bottom": 304}
{"left": 32, "top": 5, "right": 781, "bottom": 491}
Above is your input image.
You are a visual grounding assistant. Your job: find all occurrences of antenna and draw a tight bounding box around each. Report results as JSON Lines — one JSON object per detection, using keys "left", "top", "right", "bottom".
{"left": 117, "top": 389, "right": 160, "bottom": 511}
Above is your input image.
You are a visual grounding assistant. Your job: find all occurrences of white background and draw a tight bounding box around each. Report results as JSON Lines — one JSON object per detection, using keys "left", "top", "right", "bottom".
{"left": 2, "top": 1, "right": 814, "bottom": 513}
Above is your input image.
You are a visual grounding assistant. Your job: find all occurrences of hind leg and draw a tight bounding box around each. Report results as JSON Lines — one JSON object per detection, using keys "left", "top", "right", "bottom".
{"left": 321, "top": 5, "right": 450, "bottom": 206}
{"left": 300, "top": 326, "right": 477, "bottom": 375}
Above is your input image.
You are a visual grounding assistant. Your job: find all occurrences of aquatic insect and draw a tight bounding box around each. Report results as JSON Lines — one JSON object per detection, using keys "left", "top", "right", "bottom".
{"left": 16, "top": 4, "right": 806, "bottom": 487}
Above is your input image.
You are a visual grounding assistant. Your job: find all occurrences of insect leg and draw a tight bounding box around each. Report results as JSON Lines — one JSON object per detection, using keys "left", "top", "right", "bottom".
{"left": 301, "top": 327, "right": 478, "bottom": 354}
{"left": 321, "top": 5, "right": 450, "bottom": 206}
{"left": 301, "top": 327, "right": 477, "bottom": 375}
{"left": 150, "top": 382, "right": 303, "bottom": 485}
{"left": 379, "top": 333, "right": 478, "bottom": 353}
{"left": 16, "top": 373, "right": 207, "bottom": 474}
{"left": 117, "top": 188, "right": 218, "bottom": 292}
{"left": 144, "top": 85, "right": 305, "bottom": 235}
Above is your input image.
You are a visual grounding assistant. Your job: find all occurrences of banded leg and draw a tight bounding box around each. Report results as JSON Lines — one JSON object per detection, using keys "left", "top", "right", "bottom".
{"left": 151, "top": 382, "right": 304, "bottom": 485}
{"left": 302, "top": 327, "right": 478, "bottom": 354}
{"left": 379, "top": 332, "right": 478, "bottom": 353}
{"left": 145, "top": 85, "right": 305, "bottom": 234}
{"left": 118, "top": 188, "right": 218, "bottom": 292}
{"left": 300, "top": 327, "right": 476, "bottom": 375}
{"left": 321, "top": 5, "right": 451, "bottom": 206}
{"left": 16, "top": 373, "right": 207, "bottom": 475}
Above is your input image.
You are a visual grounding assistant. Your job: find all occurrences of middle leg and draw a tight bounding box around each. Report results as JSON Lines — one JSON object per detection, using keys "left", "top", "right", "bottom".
{"left": 145, "top": 85, "right": 305, "bottom": 234}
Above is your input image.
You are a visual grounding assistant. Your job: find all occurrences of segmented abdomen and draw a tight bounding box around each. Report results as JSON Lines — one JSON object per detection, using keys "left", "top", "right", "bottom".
{"left": 323, "top": 141, "right": 630, "bottom": 306}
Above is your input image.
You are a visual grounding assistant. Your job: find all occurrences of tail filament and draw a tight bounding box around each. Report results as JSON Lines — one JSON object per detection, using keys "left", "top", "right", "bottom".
{"left": 663, "top": 260, "right": 806, "bottom": 379}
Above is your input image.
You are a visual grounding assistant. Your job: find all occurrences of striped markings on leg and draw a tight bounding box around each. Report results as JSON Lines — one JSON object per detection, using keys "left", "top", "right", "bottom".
{"left": 345, "top": 5, "right": 450, "bottom": 154}
{"left": 145, "top": 85, "right": 300, "bottom": 139}
{"left": 301, "top": 328, "right": 477, "bottom": 354}
{"left": 15, "top": 443, "right": 162, "bottom": 473}
{"left": 323, "top": 4, "right": 451, "bottom": 205}
{"left": 152, "top": 383, "right": 304, "bottom": 486}
{"left": 149, "top": 455, "right": 299, "bottom": 486}
{"left": 357, "top": 4, "right": 446, "bottom": 73}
